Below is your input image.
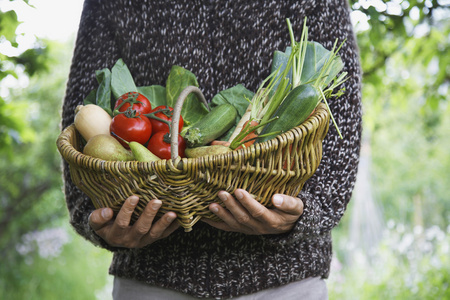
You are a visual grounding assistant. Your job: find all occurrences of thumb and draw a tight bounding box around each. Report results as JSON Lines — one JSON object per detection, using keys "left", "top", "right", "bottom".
{"left": 272, "top": 194, "right": 304, "bottom": 215}
{"left": 89, "top": 208, "right": 113, "bottom": 231}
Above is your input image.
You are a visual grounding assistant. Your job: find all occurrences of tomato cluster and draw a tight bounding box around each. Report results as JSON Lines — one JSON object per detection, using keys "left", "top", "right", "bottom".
{"left": 110, "top": 92, "right": 186, "bottom": 160}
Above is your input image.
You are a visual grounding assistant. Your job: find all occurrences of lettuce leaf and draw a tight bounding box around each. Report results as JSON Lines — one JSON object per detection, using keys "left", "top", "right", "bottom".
{"left": 165, "top": 65, "right": 209, "bottom": 126}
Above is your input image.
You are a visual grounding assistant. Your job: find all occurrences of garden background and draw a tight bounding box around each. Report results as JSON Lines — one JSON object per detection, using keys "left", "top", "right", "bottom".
{"left": 1, "top": 0, "right": 449, "bottom": 299}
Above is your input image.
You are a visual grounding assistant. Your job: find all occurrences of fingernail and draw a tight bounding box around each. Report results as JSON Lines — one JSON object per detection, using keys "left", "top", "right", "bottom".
{"left": 129, "top": 196, "right": 139, "bottom": 205}
{"left": 166, "top": 214, "right": 175, "bottom": 222}
{"left": 218, "top": 192, "right": 228, "bottom": 202}
{"left": 210, "top": 205, "right": 219, "bottom": 213}
{"left": 151, "top": 200, "right": 162, "bottom": 210}
{"left": 234, "top": 190, "right": 243, "bottom": 200}
{"left": 101, "top": 208, "right": 112, "bottom": 219}
{"left": 273, "top": 195, "right": 284, "bottom": 207}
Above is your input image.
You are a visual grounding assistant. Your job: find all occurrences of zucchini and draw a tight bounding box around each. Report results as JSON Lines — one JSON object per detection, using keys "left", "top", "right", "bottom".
{"left": 257, "top": 84, "right": 319, "bottom": 143}
{"left": 184, "top": 104, "right": 238, "bottom": 147}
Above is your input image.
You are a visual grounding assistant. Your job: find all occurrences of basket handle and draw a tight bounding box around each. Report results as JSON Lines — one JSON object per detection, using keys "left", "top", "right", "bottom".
{"left": 170, "top": 86, "right": 210, "bottom": 163}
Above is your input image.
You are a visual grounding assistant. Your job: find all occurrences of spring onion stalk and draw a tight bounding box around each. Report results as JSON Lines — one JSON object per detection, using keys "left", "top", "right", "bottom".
{"left": 288, "top": 18, "right": 309, "bottom": 88}
{"left": 287, "top": 18, "right": 347, "bottom": 139}
{"left": 236, "top": 17, "right": 348, "bottom": 142}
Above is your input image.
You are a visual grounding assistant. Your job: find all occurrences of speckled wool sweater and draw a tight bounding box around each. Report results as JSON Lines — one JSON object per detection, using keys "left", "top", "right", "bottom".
{"left": 61, "top": 0, "right": 362, "bottom": 298}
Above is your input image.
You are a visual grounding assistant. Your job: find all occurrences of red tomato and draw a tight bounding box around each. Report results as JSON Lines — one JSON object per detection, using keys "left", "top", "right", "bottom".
{"left": 146, "top": 105, "right": 184, "bottom": 134}
{"left": 110, "top": 112, "right": 152, "bottom": 148}
{"left": 114, "top": 92, "right": 152, "bottom": 115}
{"left": 147, "top": 131, "right": 186, "bottom": 160}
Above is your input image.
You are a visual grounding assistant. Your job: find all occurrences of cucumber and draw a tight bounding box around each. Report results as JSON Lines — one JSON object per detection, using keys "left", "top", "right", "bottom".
{"left": 184, "top": 104, "right": 238, "bottom": 147}
{"left": 257, "top": 84, "right": 320, "bottom": 143}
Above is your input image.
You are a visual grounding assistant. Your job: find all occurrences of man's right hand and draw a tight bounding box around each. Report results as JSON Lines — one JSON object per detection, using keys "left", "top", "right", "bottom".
{"left": 89, "top": 195, "right": 179, "bottom": 248}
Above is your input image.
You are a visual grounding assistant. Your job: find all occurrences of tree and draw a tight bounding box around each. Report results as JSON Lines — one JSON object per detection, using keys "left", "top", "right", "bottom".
{"left": 0, "top": 2, "right": 51, "bottom": 154}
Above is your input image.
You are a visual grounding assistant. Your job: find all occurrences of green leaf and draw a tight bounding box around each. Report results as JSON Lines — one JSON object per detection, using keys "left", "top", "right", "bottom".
{"left": 301, "top": 42, "right": 343, "bottom": 86}
{"left": 14, "top": 47, "right": 49, "bottom": 76}
{"left": 165, "top": 65, "right": 209, "bottom": 125}
{"left": 210, "top": 84, "right": 255, "bottom": 141}
{"left": 83, "top": 89, "right": 97, "bottom": 105}
{"left": 0, "top": 10, "right": 20, "bottom": 43}
{"left": 211, "top": 84, "right": 254, "bottom": 118}
{"left": 95, "top": 68, "right": 112, "bottom": 115}
{"left": 270, "top": 47, "right": 293, "bottom": 91}
{"left": 110, "top": 58, "right": 137, "bottom": 99}
{"left": 137, "top": 85, "right": 166, "bottom": 108}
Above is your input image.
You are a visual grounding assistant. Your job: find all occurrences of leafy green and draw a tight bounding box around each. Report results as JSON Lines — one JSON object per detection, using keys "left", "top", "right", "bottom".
{"left": 81, "top": 61, "right": 212, "bottom": 125}
{"left": 302, "top": 42, "right": 344, "bottom": 87}
{"left": 165, "top": 65, "right": 209, "bottom": 125}
{"left": 137, "top": 85, "right": 166, "bottom": 108}
{"left": 271, "top": 47, "right": 292, "bottom": 92}
{"left": 211, "top": 84, "right": 254, "bottom": 118}
{"left": 110, "top": 58, "right": 138, "bottom": 99}
{"left": 95, "top": 68, "right": 112, "bottom": 115}
{"left": 83, "top": 89, "right": 97, "bottom": 105}
{"left": 210, "top": 84, "right": 255, "bottom": 141}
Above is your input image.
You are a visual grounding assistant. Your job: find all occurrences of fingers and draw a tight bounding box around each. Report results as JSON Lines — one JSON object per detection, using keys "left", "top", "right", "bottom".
{"left": 206, "top": 190, "right": 304, "bottom": 235}
{"left": 272, "top": 194, "right": 304, "bottom": 215}
{"left": 145, "top": 212, "right": 178, "bottom": 240}
{"left": 130, "top": 199, "right": 162, "bottom": 237}
{"left": 206, "top": 190, "right": 264, "bottom": 233}
{"left": 217, "top": 190, "right": 258, "bottom": 224}
{"left": 89, "top": 207, "right": 114, "bottom": 231}
{"left": 232, "top": 190, "right": 269, "bottom": 219}
{"left": 89, "top": 195, "right": 180, "bottom": 248}
{"left": 111, "top": 195, "right": 140, "bottom": 232}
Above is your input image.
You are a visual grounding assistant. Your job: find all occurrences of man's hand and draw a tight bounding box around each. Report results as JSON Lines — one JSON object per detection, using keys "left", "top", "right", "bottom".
{"left": 202, "top": 189, "right": 303, "bottom": 235}
{"left": 89, "top": 195, "right": 179, "bottom": 248}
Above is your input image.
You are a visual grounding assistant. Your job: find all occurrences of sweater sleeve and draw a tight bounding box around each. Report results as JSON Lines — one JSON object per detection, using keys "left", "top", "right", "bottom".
{"left": 61, "top": 0, "right": 121, "bottom": 251}
{"left": 263, "top": 0, "right": 363, "bottom": 246}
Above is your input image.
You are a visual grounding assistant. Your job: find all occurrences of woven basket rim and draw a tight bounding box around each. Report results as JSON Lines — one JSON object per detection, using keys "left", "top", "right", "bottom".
{"left": 57, "top": 103, "right": 329, "bottom": 173}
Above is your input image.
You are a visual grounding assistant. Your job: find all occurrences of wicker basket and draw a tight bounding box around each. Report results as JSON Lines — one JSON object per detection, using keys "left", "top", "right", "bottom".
{"left": 57, "top": 87, "right": 330, "bottom": 232}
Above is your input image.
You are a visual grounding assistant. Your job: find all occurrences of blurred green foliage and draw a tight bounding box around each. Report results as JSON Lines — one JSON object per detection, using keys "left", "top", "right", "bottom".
{"left": 1, "top": 224, "right": 113, "bottom": 300}
{"left": 0, "top": 0, "right": 448, "bottom": 299}
{"left": 349, "top": 0, "right": 449, "bottom": 227}
{"left": 329, "top": 1, "right": 449, "bottom": 298}
{"left": 330, "top": 223, "right": 450, "bottom": 299}
{"left": 1, "top": 2, "right": 112, "bottom": 298}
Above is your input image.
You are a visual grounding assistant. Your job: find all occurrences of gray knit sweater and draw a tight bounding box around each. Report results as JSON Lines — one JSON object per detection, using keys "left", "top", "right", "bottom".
{"left": 61, "top": 0, "right": 362, "bottom": 298}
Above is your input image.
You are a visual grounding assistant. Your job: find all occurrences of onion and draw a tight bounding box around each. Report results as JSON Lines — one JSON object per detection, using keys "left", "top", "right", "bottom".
{"left": 74, "top": 104, "right": 112, "bottom": 141}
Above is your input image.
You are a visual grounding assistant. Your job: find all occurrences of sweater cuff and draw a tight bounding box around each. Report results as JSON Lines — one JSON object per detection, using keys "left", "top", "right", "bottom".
{"left": 262, "top": 190, "right": 323, "bottom": 246}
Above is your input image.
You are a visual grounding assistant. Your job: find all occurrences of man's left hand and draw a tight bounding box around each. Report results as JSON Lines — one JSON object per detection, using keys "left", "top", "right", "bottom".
{"left": 202, "top": 189, "right": 303, "bottom": 235}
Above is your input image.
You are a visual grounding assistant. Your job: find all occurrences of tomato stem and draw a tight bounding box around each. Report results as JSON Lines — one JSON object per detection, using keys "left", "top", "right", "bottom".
{"left": 113, "top": 92, "right": 144, "bottom": 116}
{"left": 115, "top": 107, "right": 141, "bottom": 119}
{"left": 144, "top": 107, "right": 174, "bottom": 131}
{"left": 162, "top": 132, "right": 172, "bottom": 144}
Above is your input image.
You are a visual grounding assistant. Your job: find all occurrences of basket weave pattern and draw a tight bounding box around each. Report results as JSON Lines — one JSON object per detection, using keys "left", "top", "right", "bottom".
{"left": 57, "top": 103, "right": 330, "bottom": 231}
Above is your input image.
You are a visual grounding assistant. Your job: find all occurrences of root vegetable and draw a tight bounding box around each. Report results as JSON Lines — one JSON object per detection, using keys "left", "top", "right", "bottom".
{"left": 74, "top": 104, "right": 112, "bottom": 141}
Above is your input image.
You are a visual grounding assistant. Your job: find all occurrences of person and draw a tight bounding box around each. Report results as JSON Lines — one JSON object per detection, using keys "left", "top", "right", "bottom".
{"left": 61, "top": 0, "right": 362, "bottom": 299}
